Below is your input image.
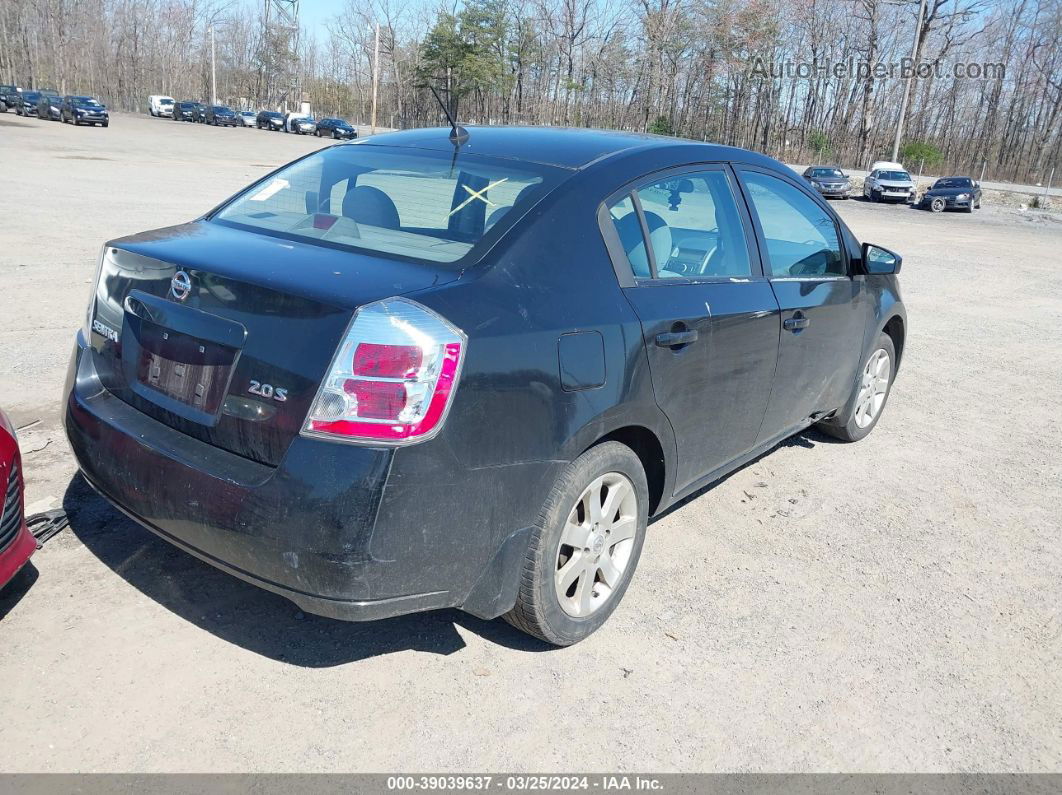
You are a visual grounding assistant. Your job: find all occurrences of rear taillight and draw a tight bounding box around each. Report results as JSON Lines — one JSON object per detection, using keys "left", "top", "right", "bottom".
{"left": 302, "top": 297, "right": 466, "bottom": 445}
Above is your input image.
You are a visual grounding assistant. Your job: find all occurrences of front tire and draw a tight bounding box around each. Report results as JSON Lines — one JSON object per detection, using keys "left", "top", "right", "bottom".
{"left": 930, "top": 197, "right": 945, "bottom": 213}
{"left": 504, "top": 442, "right": 649, "bottom": 646}
{"left": 819, "top": 332, "right": 897, "bottom": 442}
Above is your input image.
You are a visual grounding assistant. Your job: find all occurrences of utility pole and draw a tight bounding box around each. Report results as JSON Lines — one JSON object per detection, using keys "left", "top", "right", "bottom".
{"left": 210, "top": 24, "right": 217, "bottom": 105}
{"left": 371, "top": 22, "right": 380, "bottom": 135}
{"left": 891, "top": 0, "right": 927, "bottom": 163}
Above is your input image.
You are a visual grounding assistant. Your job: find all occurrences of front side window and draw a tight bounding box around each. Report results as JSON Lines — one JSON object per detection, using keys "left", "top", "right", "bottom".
{"left": 213, "top": 145, "right": 562, "bottom": 264}
{"left": 607, "top": 170, "right": 752, "bottom": 280}
{"left": 740, "top": 170, "right": 844, "bottom": 278}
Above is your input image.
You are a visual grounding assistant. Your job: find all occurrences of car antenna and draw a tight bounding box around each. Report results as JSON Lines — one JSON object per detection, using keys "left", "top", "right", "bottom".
{"left": 426, "top": 84, "right": 469, "bottom": 147}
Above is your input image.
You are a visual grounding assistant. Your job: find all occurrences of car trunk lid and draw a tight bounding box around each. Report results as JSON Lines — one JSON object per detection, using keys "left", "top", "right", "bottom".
{"left": 88, "top": 220, "right": 458, "bottom": 466}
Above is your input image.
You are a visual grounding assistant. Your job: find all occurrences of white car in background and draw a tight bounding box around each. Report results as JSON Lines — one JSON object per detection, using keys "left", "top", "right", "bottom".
{"left": 148, "top": 95, "right": 174, "bottom": 117}
{"left": 237, "top": 110, "right": 256, "bottom": 127}
{"left": 864, "top": 167, "right": 916, "bottom": 203}
{"left": 284, "top": 112, "right": 317, "bottom": 135}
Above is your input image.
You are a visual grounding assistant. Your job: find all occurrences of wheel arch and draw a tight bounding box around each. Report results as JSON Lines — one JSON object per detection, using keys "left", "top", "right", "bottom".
{"left": 581, "top": 424, "right": 668, "bottom": 517}
{"left": 882, "top": 313, "right": 905, "bottom": 369}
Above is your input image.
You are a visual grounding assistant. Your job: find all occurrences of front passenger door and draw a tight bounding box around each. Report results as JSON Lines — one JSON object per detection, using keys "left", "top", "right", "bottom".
{"left": 736, "top": 168, "right": 866, "bottom": 441}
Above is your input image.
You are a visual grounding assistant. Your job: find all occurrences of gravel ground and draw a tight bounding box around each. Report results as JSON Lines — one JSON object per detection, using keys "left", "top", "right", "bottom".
{"left": 0, "top": 111, "right": 1059, "bottom": 773}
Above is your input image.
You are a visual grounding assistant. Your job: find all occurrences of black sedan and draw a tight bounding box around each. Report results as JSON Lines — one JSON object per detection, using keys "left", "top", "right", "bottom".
{"left": 256, "top": 110, "right": 284, "bottom": 130}
{"left": 802, "top": 166, "right": 851, "bottom": 198}
{"left": 315, "top": 118, "right": 357, "bottom": 139}
{"left": 172, "top": 101, "right": 202, "bottom": 122}
{"left": 0, "top": 85, "right": 19, "bottom": 111}
{"left": 15, "top": 90, "right": 41, "bottom": 116}
{"left": 62, "top": 95, "right": 109, "bottom": 126}
{"left": 36, "top": 93, "right": 64, "bottom": 121}
{"left": 918, "top": 176, "right": 982, "bottom": 212}
{"left": 205, "top": 105, "right": 238, "bottom": 126}
{"left": 64, "top": 126, "right": 906, "bottom": 646}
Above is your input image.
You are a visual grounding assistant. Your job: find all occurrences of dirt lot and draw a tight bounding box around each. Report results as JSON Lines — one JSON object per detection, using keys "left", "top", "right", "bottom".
{"left": 0, "top": 111, "right": 1059, "bottom": 773}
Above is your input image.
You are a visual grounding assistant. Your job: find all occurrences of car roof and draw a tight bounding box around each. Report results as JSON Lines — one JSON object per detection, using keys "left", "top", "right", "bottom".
{"left": 359, "top": 126, "right": 780, "bottom": 171}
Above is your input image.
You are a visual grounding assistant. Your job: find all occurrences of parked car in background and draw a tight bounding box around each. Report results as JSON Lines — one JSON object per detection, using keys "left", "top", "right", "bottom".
{"left": 256, "top": 110, "right": 284, "bottom": 130}
{"left": 205, "top": 105, "right": 238, "bottom": 126}
{"left": 36, "top": 93, "right": 64, "bottom": 121}
{"left": 237, "top": 110, "right": 257, "bottom": 127}
{"left": 284, "top": 113, "right": 317, "bottom": 134}
{"left": 15, "top": 90, "right": 41, "bottom": 116}
{"left": 64, "top": 126, "right": 906, "bottom": 646}
{"left": 62, "top": 95, "right": 109, "bottom": 126}
{"left": 863, "top": 168, "right": 916, "bottom": 203}
{"left": 0, "top": 85, "right": 21, "bottom": 111}
{"left": 0, "top": 407, "right": 34, "bottom": 592}
{"left": 172, "top": 101, "right": 201, "bottom": 122}
{"left": 918, "top": 176, "right": 982, "bottom": 213}
{"left": 315, "top": 118, "right": 357, "bottom": 140}
{"left": 149, "top": 95, "right": 175, "bottom": 117}
{"left": 802, "top": 166, "right": 850, "bottom": 198}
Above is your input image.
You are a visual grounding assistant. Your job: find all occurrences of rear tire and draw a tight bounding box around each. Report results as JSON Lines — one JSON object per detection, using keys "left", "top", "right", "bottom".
{"left": 503, "top": 442, "right": 649, "bottom": 646}
{"left": 818, "top": 332, "right": 897, "bottom": 442}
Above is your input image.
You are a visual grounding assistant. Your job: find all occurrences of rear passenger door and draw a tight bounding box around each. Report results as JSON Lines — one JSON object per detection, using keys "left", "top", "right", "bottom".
{"left": 603, "top": 165, "right": 781, "bottom": 493}
{"left": 735, "top": 167, "right": 866, "bottom": 441}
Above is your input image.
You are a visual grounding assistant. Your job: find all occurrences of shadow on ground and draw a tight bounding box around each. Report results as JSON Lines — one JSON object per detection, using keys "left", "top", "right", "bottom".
{"left": 0, "top": 562, "right": 39, "bottom": 621}
{"left": 62, "top": 474, "right": 551, "bottom": 666}
{"left": 651, "top": 425, "right": 840, "bottom": 523}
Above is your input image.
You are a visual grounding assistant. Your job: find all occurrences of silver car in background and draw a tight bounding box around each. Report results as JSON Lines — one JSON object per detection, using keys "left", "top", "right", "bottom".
{"left": 864, "top": 168, "right": 916, "bottom": 203}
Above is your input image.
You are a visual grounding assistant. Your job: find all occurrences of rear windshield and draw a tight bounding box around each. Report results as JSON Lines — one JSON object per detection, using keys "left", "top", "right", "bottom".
{"left": 212, "top": 145, "right": 565, "bottom": 265}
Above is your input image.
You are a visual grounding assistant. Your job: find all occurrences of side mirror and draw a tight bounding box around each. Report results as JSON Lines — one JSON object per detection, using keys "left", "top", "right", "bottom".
{"left": 862, "top": 242, "right": 902, "bottom": 275}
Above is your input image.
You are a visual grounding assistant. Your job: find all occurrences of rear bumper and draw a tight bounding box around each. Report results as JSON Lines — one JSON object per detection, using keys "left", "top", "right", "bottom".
{"left": 62, "top": 333, "right": 471, "bottom": 621}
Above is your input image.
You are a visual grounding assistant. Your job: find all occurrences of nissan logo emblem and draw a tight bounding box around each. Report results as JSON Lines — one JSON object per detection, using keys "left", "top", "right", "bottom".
{"left": 170, "top": 270, "right": 192, "bottom": 301}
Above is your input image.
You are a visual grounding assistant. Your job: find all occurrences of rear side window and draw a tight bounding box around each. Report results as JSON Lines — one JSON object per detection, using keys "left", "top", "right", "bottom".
{"left": 212, "top": 146, "right": 564, "bottom": 264}
{"left": 607, "top": 169, "right": 751, "bottom": 280}
{"left": 740, "top": 170, "right": 844, "bottom": 277}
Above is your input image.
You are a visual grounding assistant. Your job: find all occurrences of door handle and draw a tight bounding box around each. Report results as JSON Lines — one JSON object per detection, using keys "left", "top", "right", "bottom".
{"left": 783, "top": 313, "right": 810, "bottom": 332}
{"left": 655, "top": 329, "right": 699, "bottom": 348}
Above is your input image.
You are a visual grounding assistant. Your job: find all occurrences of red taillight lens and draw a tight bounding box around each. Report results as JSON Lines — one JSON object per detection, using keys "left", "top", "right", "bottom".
{"left": 302, "top": 298, "right": 466, "bottom": 445}
{"left": 352, "top": 343, "right": 423, "bottom": 379}
{"left": 342, "top": 379, "right": 407, "bottom": 420}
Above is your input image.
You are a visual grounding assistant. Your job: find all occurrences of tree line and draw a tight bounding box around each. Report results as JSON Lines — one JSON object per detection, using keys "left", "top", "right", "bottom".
{"left": 1, "top": 0, "right": 1060, "bottom": 182}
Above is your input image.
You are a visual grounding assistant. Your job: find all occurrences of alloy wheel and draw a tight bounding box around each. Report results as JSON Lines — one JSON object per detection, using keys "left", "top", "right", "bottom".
{"left": 554, "top": 472, "right": 638, "bottom": 618}
{"left": 854, "top": 348, "right": 891, "bottom": 428}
